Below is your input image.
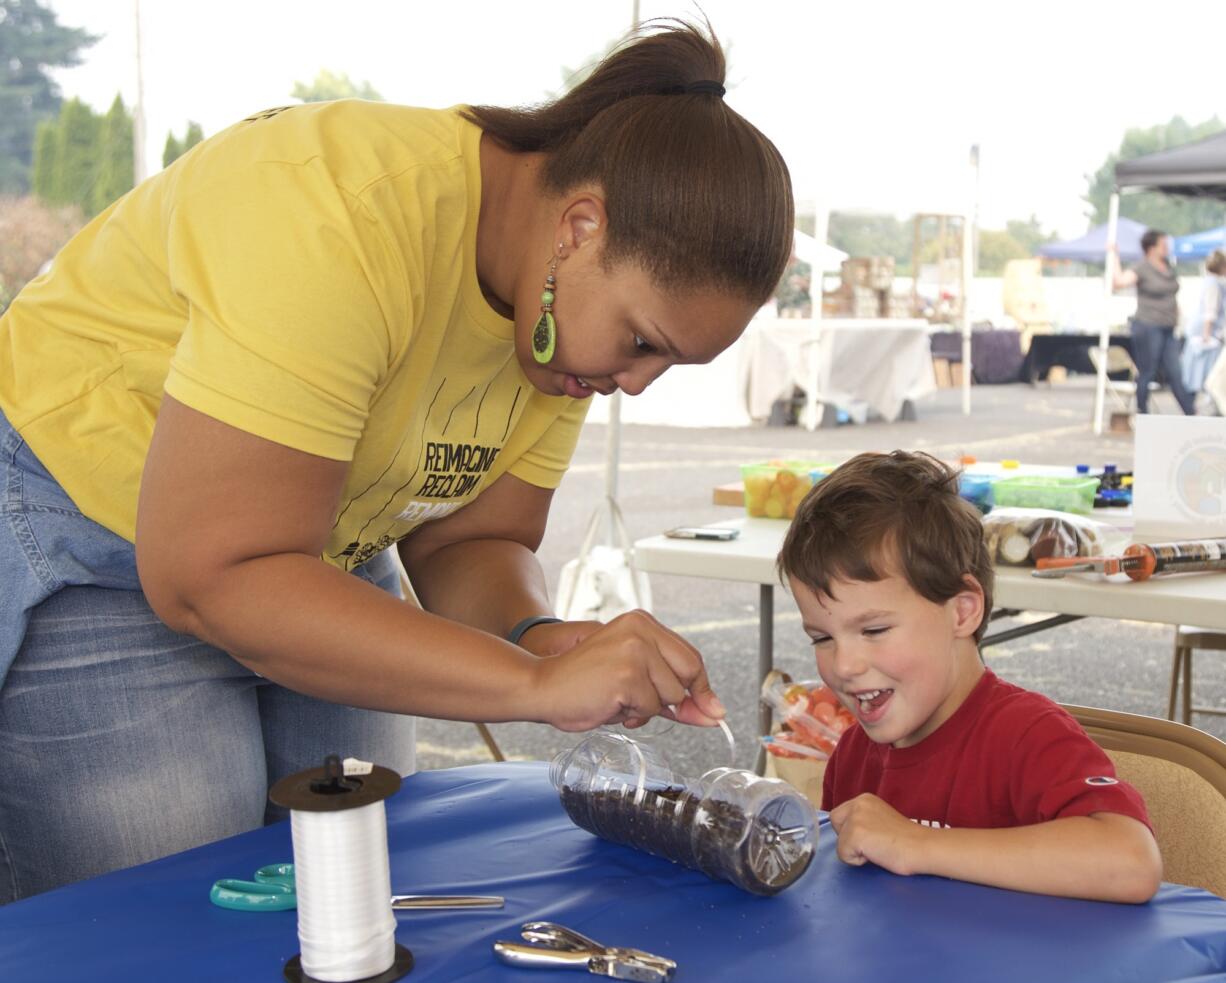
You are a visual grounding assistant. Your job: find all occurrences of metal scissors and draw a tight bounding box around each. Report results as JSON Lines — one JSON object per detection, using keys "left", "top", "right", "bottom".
{"left": 209, "top": 862, "right": 504, "bottom": 912}
{"left": 493, "top": 922, "right": 676, "bottom": 982}
{"left": 209, "top": 862, "right": 297, "bottom": 911}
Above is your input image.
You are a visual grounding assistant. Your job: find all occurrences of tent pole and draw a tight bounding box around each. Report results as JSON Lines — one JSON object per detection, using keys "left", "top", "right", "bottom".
{"left": 1093, "top": 192, "right": 1120, "bottom": 435}
{"left": 961, "top": 213, "right": 972, "bottom": 415}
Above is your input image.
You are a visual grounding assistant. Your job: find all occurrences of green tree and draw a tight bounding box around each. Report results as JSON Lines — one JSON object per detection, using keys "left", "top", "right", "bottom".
{"left": 827, "top": 212, "right": 913, "bottom": 271}
{"left": 291, "top": 69, "right": 383, "bottom": 103}
{"left": 49, "top": 97, "right": 98, "bottom": 208}
{"left": 91, "top": 94, "right": 134, "bottom": 216}
{"left": 30, "top": 117, "right": 57, "bottom": 199}
{"left": 183, "top": 121, "right": 204, "bottom": 152}
{"left": 161, "top": 121, "right": 204, "bottom": 169}
{"left": 162, "top": 132, "right": 182, "bottom": 169}
{"left": 1084, "top": 116, "right": 1226, "bottom": 235}
{"left": 0, "top": 0, "right": 97, "bottom": 193}
{"left": 975, "top": 215, "right": 1057, "bottom": 275}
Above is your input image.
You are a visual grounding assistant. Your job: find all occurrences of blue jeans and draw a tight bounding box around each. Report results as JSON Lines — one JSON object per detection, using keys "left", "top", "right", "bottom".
{"left": 0, "top": 409, "right": 415, "bottom": 903}
{"left": 1130, "top": 319, "right": 1196, "bottom": 415}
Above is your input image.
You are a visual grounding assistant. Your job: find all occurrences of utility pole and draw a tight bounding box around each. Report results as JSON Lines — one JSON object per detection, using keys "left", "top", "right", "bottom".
{"left": 132, "top": 0, "right": 147, "bottom": 183}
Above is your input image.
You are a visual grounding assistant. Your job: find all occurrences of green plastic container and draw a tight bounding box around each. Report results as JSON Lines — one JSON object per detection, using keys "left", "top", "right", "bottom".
{"left": 990, "top": 475, "right": 1099, "bottom": 515}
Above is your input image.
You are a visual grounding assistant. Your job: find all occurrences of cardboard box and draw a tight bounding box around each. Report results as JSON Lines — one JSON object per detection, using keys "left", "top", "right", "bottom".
{"left": 932, "top": 357, "right": 953, "bottom": 388}
{"left": 764, "top": 750, "right": 826, "bottom": 808}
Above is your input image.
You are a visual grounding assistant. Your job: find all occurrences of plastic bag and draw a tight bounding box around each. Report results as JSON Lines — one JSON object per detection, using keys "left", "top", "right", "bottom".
{"left": 759, "top": 671, "right": 855, "bottom": 760}
{"left": 555, "top": 496, "right": 652, "bottom": 621}
{"left": 981, "top": 507, "right": 1125, "bottom": 567}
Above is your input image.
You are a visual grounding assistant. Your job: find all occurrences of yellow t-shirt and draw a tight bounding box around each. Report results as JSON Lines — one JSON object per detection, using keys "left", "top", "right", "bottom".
{"left": 0, "top": 102, "right": 587, "bottom": 571}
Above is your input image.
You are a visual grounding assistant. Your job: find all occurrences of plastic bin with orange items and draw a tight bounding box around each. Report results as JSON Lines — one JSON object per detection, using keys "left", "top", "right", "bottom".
{"left": 740, "top": 460, "right": 832, "bottom": 520}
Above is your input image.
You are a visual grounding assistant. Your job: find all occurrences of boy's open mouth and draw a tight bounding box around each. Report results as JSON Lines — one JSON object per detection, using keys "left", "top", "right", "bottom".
{"left": 854, "top": 688, "right": 894, "bottom": 719}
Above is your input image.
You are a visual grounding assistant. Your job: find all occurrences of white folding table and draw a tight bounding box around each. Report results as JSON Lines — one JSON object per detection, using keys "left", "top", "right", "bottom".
{"left": 634, "top": 517, "right": 1226, "bottom": 768}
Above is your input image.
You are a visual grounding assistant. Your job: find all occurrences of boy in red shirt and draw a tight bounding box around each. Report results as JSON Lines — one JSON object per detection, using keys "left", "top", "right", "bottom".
{"left": 778, "top": 451, "right": 1162, "bottom": 903}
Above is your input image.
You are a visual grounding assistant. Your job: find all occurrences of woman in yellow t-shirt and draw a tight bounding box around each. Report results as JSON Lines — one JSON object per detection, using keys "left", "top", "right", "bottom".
{"left": 0, "top": 21, "right": 792, "bottom": 900}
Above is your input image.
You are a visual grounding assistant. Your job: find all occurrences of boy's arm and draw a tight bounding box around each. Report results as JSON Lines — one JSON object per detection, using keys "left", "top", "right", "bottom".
{"left": 830, "top": 793, "right": 1162, "bottom": 904}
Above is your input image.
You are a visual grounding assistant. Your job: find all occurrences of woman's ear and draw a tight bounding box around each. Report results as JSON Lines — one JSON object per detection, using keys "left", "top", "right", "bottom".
{"left": 555, "top": 192, "right": 607, "bottom": 253}
{"left": 951, "top": 575, "right": 985, "bottom": 639}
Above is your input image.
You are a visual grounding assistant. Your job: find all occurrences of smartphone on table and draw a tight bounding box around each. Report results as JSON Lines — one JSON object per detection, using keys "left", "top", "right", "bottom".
{"left": 664, "top": 526, "right": 740, "bottom": 541}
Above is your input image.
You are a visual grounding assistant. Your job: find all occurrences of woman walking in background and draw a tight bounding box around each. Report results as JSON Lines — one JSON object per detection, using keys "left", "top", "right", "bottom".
{"left": 1109, "top": 229, "right": 1196, "bottom": 415}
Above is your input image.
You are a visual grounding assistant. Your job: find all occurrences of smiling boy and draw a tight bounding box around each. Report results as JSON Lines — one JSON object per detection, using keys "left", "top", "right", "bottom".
{"left": 778, "top": 451, "right": 1162, "bottom": 903}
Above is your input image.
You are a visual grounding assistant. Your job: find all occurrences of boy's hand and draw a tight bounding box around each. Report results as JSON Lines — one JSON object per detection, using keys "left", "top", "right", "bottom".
{"left": 829, "top": 794, "right": 927, "bottom": 875}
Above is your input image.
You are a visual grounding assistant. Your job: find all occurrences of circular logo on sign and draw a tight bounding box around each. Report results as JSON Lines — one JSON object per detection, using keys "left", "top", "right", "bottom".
{"left": 1171, "top": 442, "right": 1226, "bottom": 521}
{"left": 1085, "top": 776, "right": 1119, "bottom": 786}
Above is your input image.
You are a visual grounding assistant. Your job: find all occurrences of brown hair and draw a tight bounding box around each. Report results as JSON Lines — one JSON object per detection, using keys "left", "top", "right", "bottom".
{"left": 778, "top": 451, "right": 995, "bottom": 643}
{"left": 1207, "top": 250, "right": 1226, "bottom": 276}
{"left": 1141, "top": 228, "right": 1167, "bottom": 255}
{"left": 462, "top": 19, "right": 793, "bottom": 306}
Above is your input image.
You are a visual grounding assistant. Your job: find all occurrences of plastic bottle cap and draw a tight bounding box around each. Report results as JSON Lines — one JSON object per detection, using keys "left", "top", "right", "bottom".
{"left": 960, "top": 455, "right": 976, "bottom": 465}
{"left": 1001, "top": 459, "right": 1020, "bottom": 469}
{"left": 1104, "top": 464, "right": 1117, "bottom": 473}
{"left": 1075, "top": 464, "right": 1089, "bottom": 474}
{"left": 1122, "top": 476, "right": 1134, "bottom": 487}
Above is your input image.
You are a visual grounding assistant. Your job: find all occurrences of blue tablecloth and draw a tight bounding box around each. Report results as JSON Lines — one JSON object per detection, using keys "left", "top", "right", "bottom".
{"left": 2, "top": 763, "right": 1224, "bottom": 981}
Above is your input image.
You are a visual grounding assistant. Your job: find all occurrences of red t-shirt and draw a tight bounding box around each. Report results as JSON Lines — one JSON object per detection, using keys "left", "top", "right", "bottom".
{"left": 821, "top": 670, "right": 1151, "bottom": 831}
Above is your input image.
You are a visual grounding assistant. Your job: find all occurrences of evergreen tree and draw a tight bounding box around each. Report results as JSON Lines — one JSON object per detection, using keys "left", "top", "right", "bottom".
{"left": 162, "top": 132, "right": 182, "bottom": 169}
{"left": 49, "top": 97, "right": 98, "bottom": 208}
{"left": 1084, "top": 116, "right": 1226, "bottom": 235}
{"left": 182, "top": 121, "right": 204, "bottom": 153}
{"left": 0, "top": 0, "right": 97, "bottom": 193}
{"left": 91, "top": 93, "right": 134, "bottom": 216}
{"left": 162, "top": 121, "right": 205, "bottom": 169}
{"left": 291, "top": 69, "right": 383, "bottom": 102}
{"left": 30, "top": 117, "right": 57, "bottom": 200}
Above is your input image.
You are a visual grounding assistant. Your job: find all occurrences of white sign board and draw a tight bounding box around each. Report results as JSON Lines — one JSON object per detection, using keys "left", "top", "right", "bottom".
{"left": 1133, "top": 416, "right": 1226, "bottom": 539}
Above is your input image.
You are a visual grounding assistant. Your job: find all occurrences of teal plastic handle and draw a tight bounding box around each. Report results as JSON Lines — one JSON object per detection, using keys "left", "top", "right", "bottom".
{"left": 209, "top": 877, "right": 297, "bottom": 911}
{"left": 254, "top": 863, "right": 295, "bottom": 887}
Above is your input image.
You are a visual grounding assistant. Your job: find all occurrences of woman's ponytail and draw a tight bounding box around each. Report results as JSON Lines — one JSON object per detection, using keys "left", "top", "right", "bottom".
{"left": 463, "top": 19, "right": 793, "bottom": 305}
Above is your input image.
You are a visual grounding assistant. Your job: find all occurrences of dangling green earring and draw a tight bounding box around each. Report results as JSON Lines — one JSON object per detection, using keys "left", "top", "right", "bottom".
{"left": 532, "top": 251, "right": 560, "bottom": 365}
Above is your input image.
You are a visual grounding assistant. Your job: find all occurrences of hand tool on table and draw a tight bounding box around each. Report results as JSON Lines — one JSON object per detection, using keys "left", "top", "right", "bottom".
{"left": 1033, "top": 538, "right": 1226, "bottom": 581}
{"left": 209, "top": 863, "right": 503, "bottom": 912}
{"left": 493, "top": 921, "right": 676, "bottom": 981}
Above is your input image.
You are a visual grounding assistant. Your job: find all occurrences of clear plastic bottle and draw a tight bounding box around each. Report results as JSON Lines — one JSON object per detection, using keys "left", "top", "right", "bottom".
{"left": 550, "top": 733, "right": 817, "bottom": 896}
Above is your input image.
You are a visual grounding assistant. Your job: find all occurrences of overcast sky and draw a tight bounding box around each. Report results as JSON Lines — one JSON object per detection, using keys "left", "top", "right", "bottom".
{"left": 43, "top": 0, "right": 1226, "bottom": 238}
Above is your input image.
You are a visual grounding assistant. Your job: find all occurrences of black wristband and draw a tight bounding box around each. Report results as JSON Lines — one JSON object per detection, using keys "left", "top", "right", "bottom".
{"left": 506, "top": 615, "right": 563, "bottom": 646}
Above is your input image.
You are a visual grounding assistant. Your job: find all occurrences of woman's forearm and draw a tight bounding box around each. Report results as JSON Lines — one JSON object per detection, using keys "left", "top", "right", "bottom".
{"left": 404, "top": 537, "right": 555, "bottom": 637}
{"left": 176, "top": 551, "right": 544, "bottom": 722}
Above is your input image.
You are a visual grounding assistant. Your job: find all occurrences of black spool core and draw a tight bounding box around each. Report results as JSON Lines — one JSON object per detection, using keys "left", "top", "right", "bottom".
{"left": 311, "top": 754, "right": 362, "bottom": 795}
{"left": 283, "top": 944, "right": 414, "bottom": 983}
{"left": 270, "top": 753, "right": 401, "bottom": 813}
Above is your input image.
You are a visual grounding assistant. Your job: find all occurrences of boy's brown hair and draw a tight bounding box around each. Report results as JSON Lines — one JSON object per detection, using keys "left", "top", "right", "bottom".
{"left": 778, "top": 451, "right": 995, "bottom": 642}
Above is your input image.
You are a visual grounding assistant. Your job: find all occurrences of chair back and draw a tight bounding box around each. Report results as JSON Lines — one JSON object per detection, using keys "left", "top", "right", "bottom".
{"left": 1087, "top": 344, "right": 1136, "bottom": 379}
{"left": 1063, "top": 704, "right": 1226, "bottom": 897}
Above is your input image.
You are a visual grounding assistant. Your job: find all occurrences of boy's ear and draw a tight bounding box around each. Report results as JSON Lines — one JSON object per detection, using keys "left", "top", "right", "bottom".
{"left": 951, "top": 575, "right": 985, "bottom": 639}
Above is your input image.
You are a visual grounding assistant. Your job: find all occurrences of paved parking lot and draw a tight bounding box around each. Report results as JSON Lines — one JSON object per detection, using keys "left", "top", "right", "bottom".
{"left": 415, "top": 378, "right": 1226, "bottom": 778}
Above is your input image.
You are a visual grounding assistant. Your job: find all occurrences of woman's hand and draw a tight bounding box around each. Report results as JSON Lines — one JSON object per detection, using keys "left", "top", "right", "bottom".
{"left": 527, "top": 610, "right": 725, "bottom": 731}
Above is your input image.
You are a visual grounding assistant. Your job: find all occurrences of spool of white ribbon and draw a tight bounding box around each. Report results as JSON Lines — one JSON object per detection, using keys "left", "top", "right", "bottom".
{"left": 291, "top": 800, "right": 397, "bottom": 982}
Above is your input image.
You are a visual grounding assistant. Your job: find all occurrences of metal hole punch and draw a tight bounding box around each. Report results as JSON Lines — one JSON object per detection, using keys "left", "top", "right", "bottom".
{"left": 493, "top": 922, "right": 677, "bottom": 982}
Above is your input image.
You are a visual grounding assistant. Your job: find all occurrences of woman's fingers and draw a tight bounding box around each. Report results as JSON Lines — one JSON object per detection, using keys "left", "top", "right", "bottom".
{"left": 535, "top": 609, "right": 725, "bottom": 731}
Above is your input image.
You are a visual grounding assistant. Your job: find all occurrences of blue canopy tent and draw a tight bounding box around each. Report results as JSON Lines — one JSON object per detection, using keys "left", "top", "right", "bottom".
{"left": 1172, "top": 225, "right": 1226, "bottom": 261}
{"left": 1037, "top": 217, "right": 1147, "bottom": 263}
